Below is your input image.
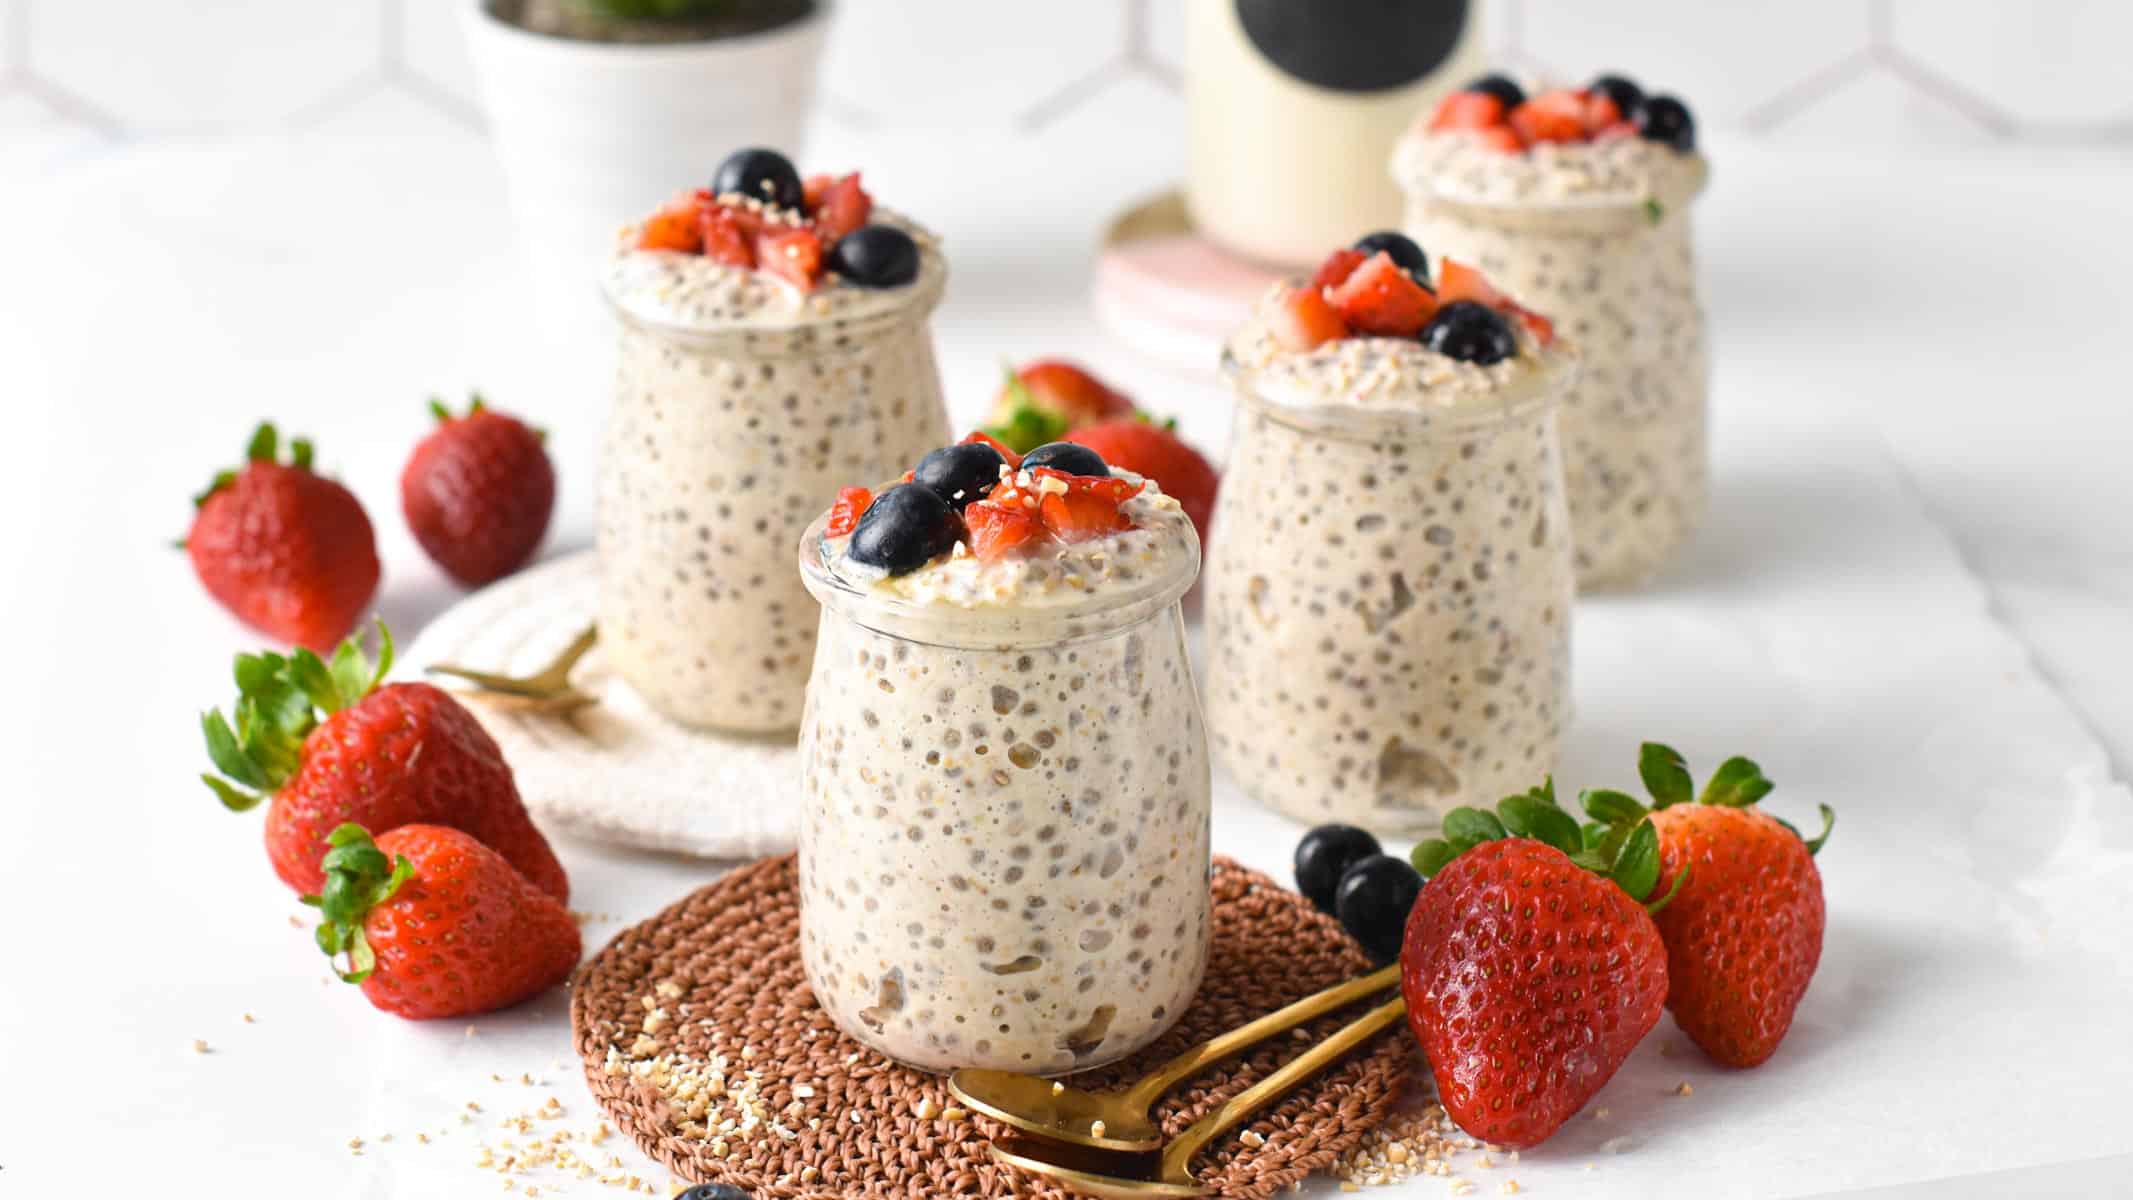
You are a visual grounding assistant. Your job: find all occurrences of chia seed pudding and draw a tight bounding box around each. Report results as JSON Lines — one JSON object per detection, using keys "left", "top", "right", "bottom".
{"left": 598, "top": 208, "right": 950, "bottom": 732}
{"left": 794, "top": 468, "right": 1210, "bottom": 1074}
{"left": 1392, "top": 128, "right": 1709, "bottom": 588}
{"left": 1202, "top": 288, "right": 1576, "bottom": 834}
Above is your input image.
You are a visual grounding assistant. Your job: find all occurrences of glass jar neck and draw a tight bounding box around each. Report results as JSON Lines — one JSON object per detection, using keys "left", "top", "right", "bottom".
{"left": 797, "top": 521, "right": 1200, "bottom": 651}
{"left": 1220, "top": 345, "right": 1572, "bottom": 443}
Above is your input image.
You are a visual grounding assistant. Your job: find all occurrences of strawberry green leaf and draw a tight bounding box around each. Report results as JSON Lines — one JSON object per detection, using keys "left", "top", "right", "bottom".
{"left": 1803, "top": 803, "right": 1835, "bottom": 856}
{"left": 1608, "top": 819, "right": 1662, "bottom": 900}
{"left": 1498, "top": 786, "right": 1581, "bottom": 856}
{"left": 1581, "top": 788, "right": 1647, "bottom": 825}
{"left": 290, "top": 438, "right": 314, "bottom": 471}
{"left": 286, "top": 648, "right": 341, "bottom": 714}
{"left": 1410, "top": 838, "right": 1460, "bottom": 879}
{"left": 1644, "top": 861, "right": 1691, "bottom": 915}
{"left": 1700, "top": 756, "right": 1773, "bottom": 807}
{"left": 200, "top": 772, "right": 264, "bottom": 813}
{"left": 1638, "top": 743, "right": 1693, "bottom": 808}
{"left": 428, "top": 396, "right": 451, "bottom": 423}
{"left": 200, "top": 711, "right": 270, "bottom": 790}
{"left": 245, "top": 422, "right": 278, "bottom": 462}
{"left": 1443, "top": 806, "right": 1508, "bottom": 851}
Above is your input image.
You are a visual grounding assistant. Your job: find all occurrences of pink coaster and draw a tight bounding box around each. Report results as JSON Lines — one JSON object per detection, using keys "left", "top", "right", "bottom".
{"left": 1092, "top": 190, "right": 1287, "bottom": 373}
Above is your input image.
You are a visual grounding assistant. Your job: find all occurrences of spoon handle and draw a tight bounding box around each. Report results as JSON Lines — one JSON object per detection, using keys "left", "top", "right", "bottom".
{"left": 1160, "top": 996, "right": 1408, "bottom": 1176}
{"left": 425, "top": 624, "right": 597, "bottom": 697}
{"left": 1123, "top": 962, "right": 1399, "bottom": 1109}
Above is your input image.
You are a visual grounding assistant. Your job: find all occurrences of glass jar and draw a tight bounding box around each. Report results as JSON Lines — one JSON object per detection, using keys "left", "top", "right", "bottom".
{"left": 597, "top": 267, "right": 949, "bottom": 733}
{"left": 1202, "top": 347, "right": 1575, "bottom": 836}
{"left": 1397, "top": 165, "right": 1709, "bottom": 589}
{"left": 793, "top": 511, "right": 1210, "bottom": 1075}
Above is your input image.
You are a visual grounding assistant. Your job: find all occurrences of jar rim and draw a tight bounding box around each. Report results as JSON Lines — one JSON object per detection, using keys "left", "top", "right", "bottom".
{"left": 796, "top": 504, "right": 1201, "bottom": 649}
{"left": 1218, "top": 342, "right": 1574, "bottom": 441}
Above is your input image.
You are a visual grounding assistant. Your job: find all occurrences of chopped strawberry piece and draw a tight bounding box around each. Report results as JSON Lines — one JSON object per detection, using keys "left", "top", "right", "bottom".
{"left": 1509, "top": 90, "right": 1587, "bottom": 145}
{"left": 1269, "top": 284, "right": 1349, "bottom": 352}
{"left": 802, "top": 173, "right": 835, "bottom": 213}
{"left": 1032, "top": 469, "right": 1138, "bottom": 542}
{"left": 960, "top": 429, "right": 1023, "bottom": 470}
{"left": 637, "top": 190, "right": 707, "bottom": 253}
{"left": 1513, "top": 308, "right": 1555, "bottom": 346}
{"left": 1582, "top": 92, "right": 1624, "bottom": 134}
{"left": 755, "top": 226, "right": 824, "bottom": 290}
{"left": 811, "top": 172, "right": 873, "bottom": 244}
{"left": 699, "top": 204, "right": 755, "bottom": 269}
{"left": 1329, "top": 252, "right": 1439, "bottom": 338}
{"left": 963, "top": 498, "right": 1049, "bottom": 560}
{"left": 899, "top": 469, "right": 916, "bottom": 484}
{"left": 1439, "top": 258, "right": 1554, "bottom": 347}
{"left": 825, "top": 486, "right": 872, "bottom": 538}
{"left": 1429, "top": 91, "right": 1508, "bottom": 132}
{"left": 1309, "top": 247, "right": 1370, "bottom": 294}
{"left": 1476, "top": 125, "right": 1526, "bottom": 154}
{"left": 1436, "top": 258, "right": 1510, "bottom": 309}
{"left": 1594, "top": 120, "right": 1639, "bottom": 141}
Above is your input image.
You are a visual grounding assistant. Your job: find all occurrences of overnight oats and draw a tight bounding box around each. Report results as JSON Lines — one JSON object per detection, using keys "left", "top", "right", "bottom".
{"left": 1203, "top": 238, "right": 1575, "bottom": 834}
{"left": 1394, "top": 73, "right": 1709, "bottom": 588}
{"left": 599, "top": 147, "right": 950, "bottom": 732}
{"left": 795, "top": 433, "right": 1210, "bottom": 1074}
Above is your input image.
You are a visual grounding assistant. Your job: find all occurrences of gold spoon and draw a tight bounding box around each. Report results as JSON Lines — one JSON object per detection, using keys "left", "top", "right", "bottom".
{"left": 951, "top": 962, "right": 1399, "bottom": 1153}
{"left": 987, "top": 995, "right": 1408, "bottom": 1198}
{"left": 427, "top": 624, "right": 598, "bottom": 705}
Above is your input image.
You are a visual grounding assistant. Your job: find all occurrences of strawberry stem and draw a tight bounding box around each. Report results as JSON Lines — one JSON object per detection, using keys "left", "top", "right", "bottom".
{"left": 303, "top": 823, "right": 414, "bottom": 984}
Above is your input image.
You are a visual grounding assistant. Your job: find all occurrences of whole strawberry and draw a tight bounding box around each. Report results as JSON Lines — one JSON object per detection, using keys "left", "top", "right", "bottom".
{"left": 1403, "top": 785, "right": 1674, "bottom": 1148}
{"left": 1589, "top": 745, "right": 1831, "bottom": 1068}
{"left": 1064, "top": 418, "right": 1220, "bottom": 542}
{"left": 187, "top": 423, "right": 380, "bottom": 654}
{"left": 982, "top": 359, "right": 1137, "bottom": 452}
{"left": 200, "top": 623, "right": 569, "bottom": 903}
{"left": 400, "top": 395, "right": 555, "bottom": 587}
{"left": 309, "top": 823, "right": 581, "bottom": 1019}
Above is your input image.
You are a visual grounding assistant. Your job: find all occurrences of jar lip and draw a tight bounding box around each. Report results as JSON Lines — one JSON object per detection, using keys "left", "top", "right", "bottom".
{"left": 1219, "top": 342, "right": 1574, "bottom": 440}
{"left": 796, "top": 505, "right": 1201, "bottom": 649}
{"left": 1390, "top": 138, "right": 1711, "bottom": 219}
{"left": 604, "top": 263, "right": 946, "bottom": 348}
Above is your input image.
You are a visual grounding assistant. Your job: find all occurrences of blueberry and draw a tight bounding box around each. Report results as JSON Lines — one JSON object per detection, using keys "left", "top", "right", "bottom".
{"left": 826, "top": 225, "right": 921, "bottom": 289}
{"left": 846, "top": 484, "right": 962, "bottom": 576}
{"left": 1334, "top": 855, "right": 1423, "bottom": 965}
{"left": 913, "top": 443, "right": 1008, "bottom": 511}
{"left": 1588, "top": 73, "right": 1645, "bottom": 116}
{"left": 1633, "top": 94, "right": 1695, "bottom": 152}
{"left": 1020, "top": 442, "right": 1109, "bottom": 477}
{"left": 1463, "top": 73, "right": 1525, "bottom": 109}
{"left": 711, "top": 147, "right": 803, "bottom": 211}
{"left": 1421, "top": 300, "right": 1517, "bottom": 366}
{"left": 1352, "top": 231, "right": 1430, "bottom": 287}
{"left": 675, "top": 1186, "right": 752, "bottom": 1200}
{"left": 1294, "top": 824, "right": 1382, "bottom": 916}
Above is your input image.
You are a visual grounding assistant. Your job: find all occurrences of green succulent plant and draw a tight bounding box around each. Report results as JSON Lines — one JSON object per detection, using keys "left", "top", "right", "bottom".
{"left": 564, "top": 0, "right": 731, "bottom": 18}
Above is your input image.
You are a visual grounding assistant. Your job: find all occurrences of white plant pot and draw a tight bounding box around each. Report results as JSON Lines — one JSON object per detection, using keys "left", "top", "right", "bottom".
{"left": 463, "top": 1, "right": 831, "bottom": 337}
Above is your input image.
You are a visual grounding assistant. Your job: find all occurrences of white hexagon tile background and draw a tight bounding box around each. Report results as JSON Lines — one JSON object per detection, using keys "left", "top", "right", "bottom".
{"left": 1, "top": 0, "right": 2128, "bottom": 158}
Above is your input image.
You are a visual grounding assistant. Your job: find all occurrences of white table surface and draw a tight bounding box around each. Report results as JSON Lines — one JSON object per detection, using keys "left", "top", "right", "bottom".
{"left": 3, "top": 107, "right": 2130, "bottom": 1199}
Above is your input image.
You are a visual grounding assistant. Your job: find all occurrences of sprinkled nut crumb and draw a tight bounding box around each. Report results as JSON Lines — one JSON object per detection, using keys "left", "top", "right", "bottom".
{"left": 191, "top": 1039, "right": 210, "bottom": 1054}
{"left": 1239, "top": 1130, "right": 1266, "bottom": 1148}
{"left": 1501, "top": 1181, "right": 1521, "bottom": 1195}
{"left": 1675, "top": 1081, "right": 1694, "bottom": 1096}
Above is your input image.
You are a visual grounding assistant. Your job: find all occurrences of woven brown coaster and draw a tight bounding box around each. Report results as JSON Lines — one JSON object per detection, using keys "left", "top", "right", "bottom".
{"left": 571, "top": 855, "right": 1419, "bottom": 1199}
